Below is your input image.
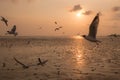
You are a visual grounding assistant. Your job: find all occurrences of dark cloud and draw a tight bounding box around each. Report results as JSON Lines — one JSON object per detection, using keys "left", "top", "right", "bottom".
{"left": 0, "top": 0, "right": 37, "bottom": 3}
{"left": 112, "top": 6, "right": 120, "bottom": 12}
{"left": 82, "top": 10, "right": 93, "bottom": 15}
{"left": 70, "top": 4, "right": 82, "bottom": 12}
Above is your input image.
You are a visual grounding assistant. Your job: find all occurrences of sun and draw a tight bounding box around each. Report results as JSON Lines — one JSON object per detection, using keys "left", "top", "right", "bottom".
{"left": 76, "top": 12, "right": 81, "bottom": 17}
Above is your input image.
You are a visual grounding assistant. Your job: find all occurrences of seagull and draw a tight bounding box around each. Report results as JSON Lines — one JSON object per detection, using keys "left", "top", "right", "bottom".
{"left": 54, "top": 21, "right": 57, "bottom": 25}
{"left": 55, "top": 28, "right": 59, "bottom": 31}
{"left": 54, "top": 26, "right": 62, "bottom": 31}
{"left": 1, "top": 16, "right": 8, "bottom": 26}
{"left": 37, "top": 58, "right": 48, "bottom": 66}
{"left": 82, "top": 13, "right": 101, "bottom": 42}
{"left": 7, "top": 25, "right": 18, "bottom": 36}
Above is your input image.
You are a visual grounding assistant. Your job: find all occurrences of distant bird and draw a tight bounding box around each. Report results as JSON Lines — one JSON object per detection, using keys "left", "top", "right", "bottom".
{"left": 1, "top": 16, "right": 8, "bottom": 26}
{"left": 108, "top": 34, "right": 118, "bottom": 37}
{"left": 82, "top": 13, "right": 101, "bottom": 42}
{"left": 108, "top": 34, "right": 118, "bottom": 41}
{"left": 54, "top": 26, "right": 62, "bottom": 31}
{"left": 37, "top": 58, "right": 48, "bottom": 66}
{"left": 7, "top": 25, "right": 18, "bottom": 36}
{"left": 39, "top": 27, "right": 42, "bottom": 29}
{"left": 55, "top": 28, "right": 59, "bottom": 31}
{"left": 54, "top": 21, "right": 57, "bottom": 25}
{"left": 62, "top": 32, "right": 65, "bottom": 34}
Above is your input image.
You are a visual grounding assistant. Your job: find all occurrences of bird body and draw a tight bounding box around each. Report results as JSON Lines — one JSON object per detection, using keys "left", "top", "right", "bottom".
{"left": 83, "top": 35, "right": 100, "bottom": 42}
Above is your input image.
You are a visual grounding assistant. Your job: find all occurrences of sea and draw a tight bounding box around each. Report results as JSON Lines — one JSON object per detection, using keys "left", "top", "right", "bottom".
{"left": 0, "top": 36, "right": 120, "bottom": 80}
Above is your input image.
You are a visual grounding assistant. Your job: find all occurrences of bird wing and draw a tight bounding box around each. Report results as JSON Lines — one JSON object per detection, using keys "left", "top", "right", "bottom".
{"left": 1, "top": 16, "right": 7, "bottom": 21}
{"left": 11, "top": 26, "right": 16, "bottom": 33}
{"left": 59, "top": 26, "right": 62, "bottom": 28}
{"left": 38, "top": 58, "right": 42, "bottom": 64}
{"left": 5, "top": 21, "right": 8, "bottom": 26}
{"left": 88, "top": 13, "right": 99, "bottom": 39}
{"left": 42, "top": 60, "right": 48, "bottom": 65}
{"left": 1, "top": 16, "right": 4, "bottom": 20}
{"left": 13, "top": 57, "right": 26, "bottom": 66}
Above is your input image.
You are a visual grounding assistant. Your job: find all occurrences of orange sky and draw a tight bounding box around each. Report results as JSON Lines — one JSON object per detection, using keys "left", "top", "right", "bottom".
{"left": 0, "top": 0, "right": 120, "bottom": 36}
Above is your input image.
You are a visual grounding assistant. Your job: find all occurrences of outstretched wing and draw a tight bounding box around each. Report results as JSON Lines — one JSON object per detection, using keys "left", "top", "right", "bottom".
{"left": 38, "top": 58, "right": 42, "bottom": 64}
{"left": 1, "top": 16, "right": 8, "bottom": 26}
{"left": 88, "top": 13, "right": 99, "bottom": 39}
{"left": 11, "top": 25, "right": 16, "bottom": 33}
{"left": 1, "top": 16, "right": 4, "bottom": 20}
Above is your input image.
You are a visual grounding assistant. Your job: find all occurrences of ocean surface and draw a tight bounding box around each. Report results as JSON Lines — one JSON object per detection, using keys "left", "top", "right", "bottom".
{"left": 0, "top": 36, "right": 120, "bottom": 80}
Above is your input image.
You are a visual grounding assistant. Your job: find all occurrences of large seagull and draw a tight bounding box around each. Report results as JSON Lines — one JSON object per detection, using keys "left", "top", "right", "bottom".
{"left": 82, "top": 13, "right": 101, "bottom": 42}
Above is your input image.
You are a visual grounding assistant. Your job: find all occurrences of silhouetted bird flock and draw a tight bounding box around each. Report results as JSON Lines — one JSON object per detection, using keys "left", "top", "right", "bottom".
{"left": 1, "top": 13, "right": 115, "bottom": 43}
{"left": 1, "top": 16, "right": 18, "bottom": 36}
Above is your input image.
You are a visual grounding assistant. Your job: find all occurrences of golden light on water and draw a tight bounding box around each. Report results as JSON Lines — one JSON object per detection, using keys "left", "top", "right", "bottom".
{"left": 75, "top": 49, "right": 84, "bottom": 65}
{"left": 72, "top": 36, "right": 83, "bottom": 39}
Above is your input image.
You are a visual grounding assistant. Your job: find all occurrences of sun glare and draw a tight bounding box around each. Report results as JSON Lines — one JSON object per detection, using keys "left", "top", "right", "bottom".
{"left": 76, "top": 12, "right": 82, "bottom": 17}
{"left": 72, "top": 36, "right": 83, "bottom": 39}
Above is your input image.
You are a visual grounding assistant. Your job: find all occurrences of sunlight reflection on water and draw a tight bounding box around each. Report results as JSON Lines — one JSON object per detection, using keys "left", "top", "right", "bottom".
{"left": 0, "top": 37, "right": 120, "bottom": 80}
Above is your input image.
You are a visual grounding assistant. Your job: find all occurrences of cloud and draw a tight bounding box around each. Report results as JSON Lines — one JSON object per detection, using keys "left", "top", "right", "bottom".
{"left": 112, "top": 6, "right": 120, "bottom": 12}
{"left": 82, "top": 10, "right": 93, "bottom": 15}
{"left": 70, "top": 4, "right": 82, "bottom": 12}
{"left": 0, "top": 0, "right": 37, "bottom": 3}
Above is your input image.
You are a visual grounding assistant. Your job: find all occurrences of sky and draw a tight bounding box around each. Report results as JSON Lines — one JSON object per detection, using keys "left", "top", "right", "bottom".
{"left": 0, "top": 0, "right": 120, "bottom": 36}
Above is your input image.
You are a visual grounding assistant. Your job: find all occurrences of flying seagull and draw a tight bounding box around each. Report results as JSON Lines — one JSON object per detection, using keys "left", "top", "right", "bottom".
{"left": 37, "top": 58, "right": 48, "bottom": 66}
{"left": 1, "top": 16, "right": 8, "bottom": 26}
{"left": 7, "top": 25, "right": 18, "bottom": 36}
{"left": 82, "top": 13, "right": 101, "bottom": 42}
{"left": 54, "top": 26, "right": 62, "bottom": 31}
{"left": 54, "top": 21, "right": 57, "bottom": 25}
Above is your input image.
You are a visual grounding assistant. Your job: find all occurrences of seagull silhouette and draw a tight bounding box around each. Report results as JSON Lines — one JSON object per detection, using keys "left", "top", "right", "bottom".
{"left": 7, "top": 25, "right": 18, "bottom": 36}
{"left": 1, "top": 16, "right": 8, "bottom": 26}
{"left": 82, "top": 13, "right": 101, "bottom": 42}
{"left": 54, "top": 26, "right": 62, "bottom": 31}
{"left": 54, "top": 21, "right": 57, "bottom": 25}
{"left": 37, "top": 58, "right": 48, "bottom": 66}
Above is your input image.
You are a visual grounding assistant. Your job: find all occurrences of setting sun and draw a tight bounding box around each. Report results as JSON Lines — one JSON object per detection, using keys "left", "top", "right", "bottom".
{"left": 76, "top": 12, "right": 82, "bottom": 17}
